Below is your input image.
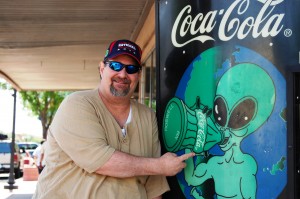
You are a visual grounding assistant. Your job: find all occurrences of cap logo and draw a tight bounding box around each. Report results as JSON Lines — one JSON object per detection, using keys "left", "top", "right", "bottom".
{"left": 118, "top": 43, "right": 137, "bottom": 51}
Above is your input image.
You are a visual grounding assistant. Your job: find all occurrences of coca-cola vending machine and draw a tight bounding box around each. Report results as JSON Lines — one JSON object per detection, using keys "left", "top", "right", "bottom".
{"left": 156, "top": 0, "right": 300, "bottom": 198}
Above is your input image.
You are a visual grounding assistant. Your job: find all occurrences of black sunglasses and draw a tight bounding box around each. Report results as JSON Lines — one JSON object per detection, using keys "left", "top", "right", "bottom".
{"left": 104, "top": 61, "right": 141, "bottom": 74}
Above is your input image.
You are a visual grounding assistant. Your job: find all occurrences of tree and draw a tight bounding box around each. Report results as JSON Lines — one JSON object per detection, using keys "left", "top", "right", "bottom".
{"left": 1, "top": 80, "right": 69, "bottom": 139}
{"left": 19, "top": 91, "right": 69, "bottom": 139}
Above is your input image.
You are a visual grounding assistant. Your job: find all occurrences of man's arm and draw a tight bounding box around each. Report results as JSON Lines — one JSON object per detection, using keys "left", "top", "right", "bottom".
{"left": 39, "top": 153, "right": 44, "bottom": 168}
{"left": 96, "top": 150, "right": 195, "bottom": 178}
{"left": 39, "top": 143, "right": 45, "bottom": 168}
{"left": 32, "top": 147, "right": 39, "bottom": 165}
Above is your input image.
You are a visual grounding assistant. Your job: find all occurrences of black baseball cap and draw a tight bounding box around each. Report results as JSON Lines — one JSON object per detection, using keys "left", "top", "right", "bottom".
{"left": 104, "top": 39, "right": 142, "bottom": 65}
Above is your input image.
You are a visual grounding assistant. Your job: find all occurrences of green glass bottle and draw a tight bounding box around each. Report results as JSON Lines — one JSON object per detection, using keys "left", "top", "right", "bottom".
{"left": 163, "top": 97, "right": 224, "bottom": 154}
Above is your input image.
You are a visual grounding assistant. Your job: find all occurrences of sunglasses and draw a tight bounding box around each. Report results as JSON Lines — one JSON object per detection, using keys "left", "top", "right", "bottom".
{"left": 104, "top": 61, "right": 141, "bottom": 74}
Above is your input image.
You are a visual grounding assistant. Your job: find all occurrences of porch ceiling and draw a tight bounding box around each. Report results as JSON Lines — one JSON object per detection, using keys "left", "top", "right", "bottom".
{"left": 0, "top": 0, "right": 153, "bottom": 91}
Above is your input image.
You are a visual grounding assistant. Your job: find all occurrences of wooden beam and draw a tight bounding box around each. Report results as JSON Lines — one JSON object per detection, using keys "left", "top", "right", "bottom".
{"left": 0, "top": 70, "right": 21, "bottom": 91}
{"left": 135, "top": 2, "right": 155, "bottom": 63}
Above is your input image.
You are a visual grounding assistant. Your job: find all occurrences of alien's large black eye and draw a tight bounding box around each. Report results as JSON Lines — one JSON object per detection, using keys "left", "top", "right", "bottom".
{"left": 213, "top": 97, "right": 227, "bottom": 127}
{"left": 228, "top": 98, "right": 256, "bottom": 129}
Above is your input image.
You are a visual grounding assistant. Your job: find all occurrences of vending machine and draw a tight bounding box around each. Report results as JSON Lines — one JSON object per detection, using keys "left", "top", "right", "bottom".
{"left": 156, "top": 0, "right": 300, "bottom": 198}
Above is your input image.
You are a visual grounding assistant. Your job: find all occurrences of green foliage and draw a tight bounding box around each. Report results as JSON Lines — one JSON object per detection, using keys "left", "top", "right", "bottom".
{"left": 1, "top": 79, "right": 70, "bottom": 139}
{"left": 19, "top": 91, "right": 70, "bottom": 138}
{"left": 144, "top": 98, "right": 156, "bottom": 110}
{"left": 0, "top": 81, "right": 9, "bottom": 89}
{"left": 19, "top": 91, "right": 66, "bottom": 119}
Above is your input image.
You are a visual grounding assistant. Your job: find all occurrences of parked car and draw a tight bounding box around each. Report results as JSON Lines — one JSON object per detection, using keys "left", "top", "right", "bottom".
{"left": 0, "top": 140, "right": 22, "bottom": 178}
{"left": 17, "top": 142, "right": 39, "bottom": 153}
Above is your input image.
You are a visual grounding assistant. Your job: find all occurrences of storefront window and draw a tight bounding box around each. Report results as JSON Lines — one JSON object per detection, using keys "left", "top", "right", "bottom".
{"left": 139, "top": 50, "right": 156, "bottom": 110}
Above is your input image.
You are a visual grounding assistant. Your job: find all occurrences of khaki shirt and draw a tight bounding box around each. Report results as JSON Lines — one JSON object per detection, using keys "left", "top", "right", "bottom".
{"left": 33, "top": 89, "right": 170, "bottom": 199}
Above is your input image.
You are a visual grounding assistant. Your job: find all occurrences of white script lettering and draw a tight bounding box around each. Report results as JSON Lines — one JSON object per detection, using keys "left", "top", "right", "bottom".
{"left": 171, "top": 0, "right": 285, "bottom": 47}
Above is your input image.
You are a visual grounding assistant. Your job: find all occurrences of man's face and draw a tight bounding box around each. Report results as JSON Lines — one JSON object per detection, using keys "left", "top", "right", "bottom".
{"left": 99, "top": 55, "right": 141, "bottom": 98}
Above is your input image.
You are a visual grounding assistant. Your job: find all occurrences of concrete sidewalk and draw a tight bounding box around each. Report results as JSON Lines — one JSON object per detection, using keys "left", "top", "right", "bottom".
{"left": 1, "top": 178, "right": 37, "bottom": 199}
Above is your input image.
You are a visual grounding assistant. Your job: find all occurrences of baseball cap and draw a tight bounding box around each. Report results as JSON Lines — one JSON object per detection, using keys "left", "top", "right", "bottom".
{"left": 104, "top": 39, "right": 142, "bottom": 65}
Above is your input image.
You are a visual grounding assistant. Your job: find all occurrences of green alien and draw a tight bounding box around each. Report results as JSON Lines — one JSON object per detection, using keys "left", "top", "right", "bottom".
{"left": 184, "top": 63, "right": 275, "bottom": 199}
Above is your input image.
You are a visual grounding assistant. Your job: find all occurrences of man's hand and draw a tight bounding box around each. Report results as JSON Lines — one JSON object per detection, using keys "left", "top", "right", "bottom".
{"left": 158, "top": 152, "right": 195, "bottom": 176}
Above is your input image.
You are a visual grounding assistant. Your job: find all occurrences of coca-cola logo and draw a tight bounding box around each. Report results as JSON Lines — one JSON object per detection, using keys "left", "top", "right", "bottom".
{"left": 171, "top": 0, "right": 290, "bottom": 47}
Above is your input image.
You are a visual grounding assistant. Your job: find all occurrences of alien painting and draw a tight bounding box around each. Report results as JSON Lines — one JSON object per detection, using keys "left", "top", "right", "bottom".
{"left": 162, "top": 46, "right": 287, "bottom": 199}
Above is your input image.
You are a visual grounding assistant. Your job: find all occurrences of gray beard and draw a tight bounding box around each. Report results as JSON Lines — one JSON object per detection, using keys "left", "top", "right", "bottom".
{"left": 110, "top": 85, "right": 130, "bottom": 97}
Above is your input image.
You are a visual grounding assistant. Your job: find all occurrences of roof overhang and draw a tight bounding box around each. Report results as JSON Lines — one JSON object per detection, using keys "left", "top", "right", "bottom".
{"left": 0, "top": 0, "right": 155, "bottom": 91}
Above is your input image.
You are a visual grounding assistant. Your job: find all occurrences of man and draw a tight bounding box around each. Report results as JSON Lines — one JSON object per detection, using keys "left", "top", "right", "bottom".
{"left": 33, "top": 39, "right": 194, "bottom": 199}
{"left": 32, "top": 140, "right": 46, "bottom": 173}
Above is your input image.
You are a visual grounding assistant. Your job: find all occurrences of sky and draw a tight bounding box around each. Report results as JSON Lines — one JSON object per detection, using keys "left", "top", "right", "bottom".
{"left": 0, "top": 81, "right": 42, "bottom": 139}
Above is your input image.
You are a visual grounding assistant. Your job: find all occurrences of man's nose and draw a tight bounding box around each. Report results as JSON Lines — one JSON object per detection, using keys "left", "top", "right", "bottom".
{"left": 118, "top": 67, "right": 128, "bottom": 77}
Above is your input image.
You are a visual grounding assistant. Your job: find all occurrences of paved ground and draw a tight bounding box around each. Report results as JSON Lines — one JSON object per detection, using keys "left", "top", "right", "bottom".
{"left": 0, "top": 174, "right": 37, "bottom": 199}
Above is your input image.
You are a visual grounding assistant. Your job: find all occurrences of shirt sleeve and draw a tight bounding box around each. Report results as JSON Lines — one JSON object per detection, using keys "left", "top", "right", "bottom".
{"left": 49, "top": 92, "right": 115, "bottom": 173}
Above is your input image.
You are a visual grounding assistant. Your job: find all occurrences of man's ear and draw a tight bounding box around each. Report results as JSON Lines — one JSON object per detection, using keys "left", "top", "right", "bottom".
{"left": 99, "top": 61, "right": 105, "bottom": 77}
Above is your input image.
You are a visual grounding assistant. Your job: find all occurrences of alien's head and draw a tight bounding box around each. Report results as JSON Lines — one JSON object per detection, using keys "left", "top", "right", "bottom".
{"left": 213, "top": 63, "right": 275, "bottom": 151}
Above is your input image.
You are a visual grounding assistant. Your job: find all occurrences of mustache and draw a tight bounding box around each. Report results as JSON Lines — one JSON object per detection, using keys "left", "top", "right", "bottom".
{"left": 112, "top": 77, "right": 131, "bottom": 84}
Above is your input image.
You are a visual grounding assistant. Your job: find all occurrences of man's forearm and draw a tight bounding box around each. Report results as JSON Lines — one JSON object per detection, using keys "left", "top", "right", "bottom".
{"left": 95, "top": 150, "right": 160, "bottom": 178}
{"left": 95, "top": 150, "right": 195, "bottom": 178}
